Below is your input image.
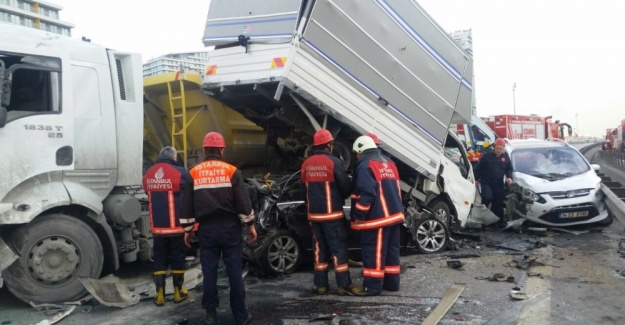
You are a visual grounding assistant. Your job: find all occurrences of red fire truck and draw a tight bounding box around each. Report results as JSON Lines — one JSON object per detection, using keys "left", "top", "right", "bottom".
{"left": 485, "top": 115, "right": 572, "bottom": 140}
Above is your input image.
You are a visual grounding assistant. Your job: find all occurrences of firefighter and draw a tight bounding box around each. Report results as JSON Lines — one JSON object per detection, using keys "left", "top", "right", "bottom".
{"left": 366, "top": 132, "right": 390, "bottom": 160}
{"left": 181, "top": 132, "right": 256, "bottom": 325}
{"left": 142, "top": 146, "right": 193, "bottom": 306}
{"left": 351, "top": 135, "right": 405, "bottom": 296}
{"left": 301, "top": 129, "right": 363, "bottom": 296}
{"left": 474, "top": 137, "right": 513, "bottom": 227}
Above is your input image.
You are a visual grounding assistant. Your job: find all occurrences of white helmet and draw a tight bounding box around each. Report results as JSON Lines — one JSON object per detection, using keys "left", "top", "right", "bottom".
{"left": 353, "top": 135, "right": 377, "bottom": 153}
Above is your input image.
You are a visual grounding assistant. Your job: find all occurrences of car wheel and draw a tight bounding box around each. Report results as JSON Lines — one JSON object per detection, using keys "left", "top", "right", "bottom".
{"left": 259, "top": 229, "right": 301, "bottom": 275}
{"left": 3, "top": 214, "right": 104, "bottom": 304}
{"left": 414, "top": 217, "right": 449, "bottom": 254}
{"left": 428, "top": 200, "right": 452, "bottom": 227}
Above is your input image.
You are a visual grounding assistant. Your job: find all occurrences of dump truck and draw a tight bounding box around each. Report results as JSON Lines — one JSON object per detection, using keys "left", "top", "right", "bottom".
{"left": 0, "top": 23, "right": 271, "bottom": 304}
{"left": 200, "top": 0, "right": 480, "bottom": 251}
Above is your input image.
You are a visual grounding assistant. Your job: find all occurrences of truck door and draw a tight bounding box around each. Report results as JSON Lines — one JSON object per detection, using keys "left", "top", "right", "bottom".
{"left": 0, "top": 53, "right": 73, "bottom": 218}
{"left": 440, "top": 133, "right": 475, "bottom": 226}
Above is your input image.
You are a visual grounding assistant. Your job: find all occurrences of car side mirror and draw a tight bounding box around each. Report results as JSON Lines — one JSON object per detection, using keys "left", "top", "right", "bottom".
{"left": 590, "top": 164, "right": 600, "bottom": 171}
{"left": 0, "top": 106, "right": 6, "bottom": 128}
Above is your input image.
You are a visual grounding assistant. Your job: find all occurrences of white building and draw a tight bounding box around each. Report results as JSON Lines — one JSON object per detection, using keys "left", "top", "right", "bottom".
{"left": 143, "top": 52, "right": 211, "bottom": 77}
{"left": 0, "top": 0, "right": 73, "bottom": 36}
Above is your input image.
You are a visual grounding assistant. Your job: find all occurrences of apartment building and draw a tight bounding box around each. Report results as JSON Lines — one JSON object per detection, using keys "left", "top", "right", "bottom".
{"left": 0, "top": 0, "right": 73, "bottom": 36}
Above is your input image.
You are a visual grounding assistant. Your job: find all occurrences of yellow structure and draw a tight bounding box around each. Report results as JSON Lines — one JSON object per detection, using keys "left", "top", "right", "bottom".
{"left": 143, "top": 71, "right": 267, "bottom": 170}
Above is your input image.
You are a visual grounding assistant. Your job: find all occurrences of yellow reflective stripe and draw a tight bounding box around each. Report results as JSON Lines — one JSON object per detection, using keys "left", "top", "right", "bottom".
{"left": 308, "top": 211, "right": 344, "bottom": 221}
{"left": 350, "top": 213, "right": 405, "bottom": 230}
{"left": 363, "top": 268, "right": 385, "bottom": 278}
{"left": 315, "top": 263, "right": 328, "bottom": 271}
{"left": 355, "top": 202, "right": 370, "bottom": 211}
{"left": 335, "top": 263, "right": 349, "bottom": 272}
{"left": 385, "top": 265, "right": 401, "bottom": 274}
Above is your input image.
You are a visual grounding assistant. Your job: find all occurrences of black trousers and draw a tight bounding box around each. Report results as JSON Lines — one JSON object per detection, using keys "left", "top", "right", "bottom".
{"left": 153, "top": 235, "right": 186, "bottom": 271}
{"left": 360, "top": 224, "right": 401, "bottom": 293}
{"left": 310, "top": 220, "right": 352, "bottom": 288}
{"left": 480, "top": 182, "right": 506, "bottom": 220}
{"left": 198, "top": 220, "right": 249, "bottom": 324}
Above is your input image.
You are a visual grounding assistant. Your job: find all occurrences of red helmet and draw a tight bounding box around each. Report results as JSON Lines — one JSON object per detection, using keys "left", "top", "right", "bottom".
{"left": 494, "top": 138, "right": 506, "bottom": 146}
{"left": 313, "top": 129, "right": 334, "bottom": 146}
{"left": 203, "top": 132, "right": 226, "bottom": 148}
{"left": 366, "top": 132, "right": 381, "bottom": 145}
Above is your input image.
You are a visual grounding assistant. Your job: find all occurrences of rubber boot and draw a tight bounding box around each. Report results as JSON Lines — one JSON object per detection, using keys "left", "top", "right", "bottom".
{"left": 172, "top": 270, "right": 188, "bottom": 303}
{"left": 204, "top": 308, "right": 219, "bottom": 325}
{"left": 153, "top": 271, "right": 166, "bottom": 306}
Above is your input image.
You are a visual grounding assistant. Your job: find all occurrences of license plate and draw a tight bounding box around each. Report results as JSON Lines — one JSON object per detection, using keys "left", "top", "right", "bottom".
{"left": 560, "top": 211, "right": 589, "bottom": 219}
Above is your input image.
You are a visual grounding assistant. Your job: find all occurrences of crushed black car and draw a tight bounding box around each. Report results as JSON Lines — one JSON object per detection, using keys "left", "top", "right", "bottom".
{"left": 244, "top": 172, "right": 450, "bottom": 275}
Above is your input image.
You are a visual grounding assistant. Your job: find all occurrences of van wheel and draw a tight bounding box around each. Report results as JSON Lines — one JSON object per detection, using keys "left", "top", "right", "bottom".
{"left": 414, "top": 218, "right": 449, "bottom": 254}
{"left": 3, "top": 214, "right": 104, "bottom": 304}
{"left": 258, "top": 229, "right": 301, "bottom": 275}
{"left": 428, "top": 200, "right": 452, "bottom": 227}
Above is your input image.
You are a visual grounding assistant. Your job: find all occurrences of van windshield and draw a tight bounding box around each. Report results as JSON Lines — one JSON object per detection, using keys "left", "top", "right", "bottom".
{"left": 511, "top": 146, "right": 589, "bottom": 180}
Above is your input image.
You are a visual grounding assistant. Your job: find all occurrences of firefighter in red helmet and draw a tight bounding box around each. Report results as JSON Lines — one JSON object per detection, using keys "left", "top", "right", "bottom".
{"left": 474, "top": 137, "right": 513, "bottom": 227}
{"left": 181, "top": 131, "right": 256, "bottom": 325}
{"left": 301, "top": 129, "right": 364, "bottom": 296}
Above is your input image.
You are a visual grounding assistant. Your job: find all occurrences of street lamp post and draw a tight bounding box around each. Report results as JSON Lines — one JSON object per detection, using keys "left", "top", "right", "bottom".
{"left": 512, "top": 83, "right": 517, "bottom": 114}
{"left": 576, "top": 112, "right": 579, "bottom": 139}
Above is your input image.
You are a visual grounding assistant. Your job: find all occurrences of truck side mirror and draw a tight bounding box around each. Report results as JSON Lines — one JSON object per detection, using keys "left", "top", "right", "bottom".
{"left": 0, "top": 106, "right": 6, "bottom": 128}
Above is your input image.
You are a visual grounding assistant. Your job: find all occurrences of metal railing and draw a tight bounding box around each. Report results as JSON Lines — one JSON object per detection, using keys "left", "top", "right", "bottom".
{"left": 598, "top": 150, "right": 625, "bottom": 170}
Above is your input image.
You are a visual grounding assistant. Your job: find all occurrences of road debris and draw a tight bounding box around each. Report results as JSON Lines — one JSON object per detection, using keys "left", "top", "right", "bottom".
{"left": 422, "top": 283, "right": 466, "bottom": 325}
{"left": 446, "top": 260, "right": 465, "bottom": 270}
{"left": 78, "top": 265, "right": 203, "bottom": 308}
{"left": 474, "top": 273, "right": 515, "bottom": 282}
{"left": 466, "top": 204, "right": 499, "bottom": 228}
{"left": 504, "top": 255, "right": 546, "bottom": 270}
{"left": 552, "top": 228, "right": 589, "bottom": 235}
{"left": 34, "top": 305, "right": 76, "bottom": 325}
{"left": 309, "top": 313, "right": 336, "bottom": 321}
{"left": 509, "top": 287, "right": 528, "bottom": 300}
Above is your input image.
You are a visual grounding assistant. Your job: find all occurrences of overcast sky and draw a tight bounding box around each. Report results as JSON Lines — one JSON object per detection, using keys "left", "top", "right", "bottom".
{"left": 57, "top": 0, "right": 624, "bottom": 137}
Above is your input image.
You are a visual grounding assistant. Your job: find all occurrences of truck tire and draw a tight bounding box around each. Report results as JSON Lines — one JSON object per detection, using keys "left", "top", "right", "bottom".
{"left": 414, "top": 217, "right": 449, "bottom": 254}
{"left": 3, "top": 214, "right": 104, "bottom": 304}
{"left": 258, "top": 229, "right": 301, "bottom": 275}
{"left": 428, "top": 200, "right": 452, "bottom": 227}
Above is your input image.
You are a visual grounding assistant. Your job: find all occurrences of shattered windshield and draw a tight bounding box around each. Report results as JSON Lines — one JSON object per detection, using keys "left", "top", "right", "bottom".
{"left": 511, "top": 146, "right": 589, "bottom": 180}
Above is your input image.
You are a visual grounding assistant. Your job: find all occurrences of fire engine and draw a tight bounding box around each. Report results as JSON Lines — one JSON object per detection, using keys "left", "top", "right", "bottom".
{"left": 485, "top": 115, "right": 572, "bottom": 140}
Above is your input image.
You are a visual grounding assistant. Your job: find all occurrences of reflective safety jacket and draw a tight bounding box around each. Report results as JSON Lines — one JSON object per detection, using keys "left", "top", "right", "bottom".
{"left": 350, "top": 150, "right": 404, "bottom": 230}
{"left": 142, "top": 157, "right": 193, "bottom": 236}
{"left": 181, "top": 155, "right": 254, "bottom": 229}
{"left": 301, "top": 150, "right": 351, "bottom": 222}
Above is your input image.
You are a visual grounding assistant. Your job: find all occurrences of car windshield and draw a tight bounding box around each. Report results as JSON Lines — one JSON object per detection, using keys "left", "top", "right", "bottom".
{"left": 511, "top": 146, "right": 590, "bottom": 180}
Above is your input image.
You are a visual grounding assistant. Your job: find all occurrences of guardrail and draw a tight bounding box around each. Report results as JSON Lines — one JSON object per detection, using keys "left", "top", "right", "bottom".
{"left": 578, "top": 142, "right": 625, "bottom": 225}
{"left": 598, "top": 150, "right": 625, "bottom": 170}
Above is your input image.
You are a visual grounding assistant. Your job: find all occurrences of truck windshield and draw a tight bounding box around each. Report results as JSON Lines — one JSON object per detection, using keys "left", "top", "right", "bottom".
{"left": 1, "top": 54, "right": 61, "bottom": 123}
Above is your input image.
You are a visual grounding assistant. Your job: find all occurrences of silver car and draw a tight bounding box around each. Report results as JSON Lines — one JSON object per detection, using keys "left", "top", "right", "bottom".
{"left": 505, "top": 139, "right": 612, "bottom": 226}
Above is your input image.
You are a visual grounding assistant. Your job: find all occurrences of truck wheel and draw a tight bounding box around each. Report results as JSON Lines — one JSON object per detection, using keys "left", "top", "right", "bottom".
{"left": 428, "top": 200, "right": 452, "bottom": 227}
{"left": 258, "top": 229, "right": 301, "bottom": 275}
{"left": 3, "top": 214, "right": 104, "bottom": 304}
{"left": 414, "top": 217, "right": 448, "bottom": 254}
